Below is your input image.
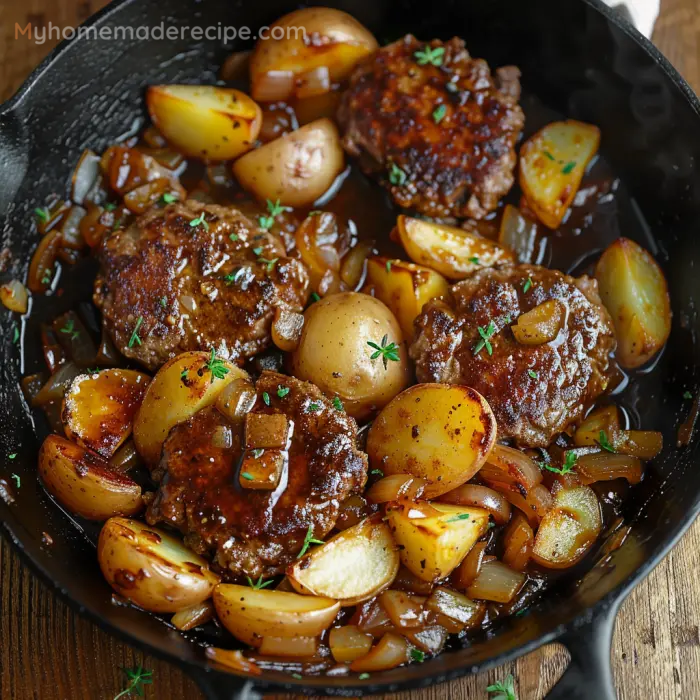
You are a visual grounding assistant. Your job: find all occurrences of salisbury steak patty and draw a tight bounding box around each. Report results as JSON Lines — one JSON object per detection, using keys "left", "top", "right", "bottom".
{"left": 410, "top": 265, "right": 616, "bottom": 447}
{"left": 338, "top": 35, "right": 524, "bottom": 219}
{"left": 94, "top": 201, "right": 309, "bottom": 371}
{"left": 146, "top": 371, "right": 368, "bottom": 580}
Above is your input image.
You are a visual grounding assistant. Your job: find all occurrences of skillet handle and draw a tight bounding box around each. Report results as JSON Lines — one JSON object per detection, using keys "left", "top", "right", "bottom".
{"left": 544, "top": 606, "right": 618, "bottom": 700}
{"left": 192, "top": 671, "right": 262, "bottom": 700}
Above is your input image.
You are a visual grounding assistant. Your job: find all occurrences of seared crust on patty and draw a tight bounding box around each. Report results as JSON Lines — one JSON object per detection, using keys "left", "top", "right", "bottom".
{"left": 145, "top": 371, "right": 368, "bottom": 580}
{"left": 93, "top": 201, "right": 309, "bottom": 371}
{"left": 338, "top": 35, "right": 525, "bottom": 219}
{"left": 410, "top": 264, "right": 617, "bottom": 447}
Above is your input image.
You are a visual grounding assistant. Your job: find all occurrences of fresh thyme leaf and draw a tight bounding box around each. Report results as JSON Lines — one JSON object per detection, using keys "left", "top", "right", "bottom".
{"left": 307, "top": 402, "right": 321, "bottom": 412}
{"left": 561, "top": 161, "right": 577, "bottom": 175}
{"left": 206, "top": 348, "right": 230, "bottom": 381}
{"left": 229, "top": 232, "right": 239, "bottom": 241}
{"left": 468, "top": 256, "right": 480, "bottom": 265}
{"left": 446, "top": 513, "right": 470, "bottom": 522}
{"left": 263, "top": 391, "right": 271, "bottom": 406}
{"left": 246, "top": 575, "right": 274, "bottom": 590}
{"left": 332, "top": 396, "right": 344, "bottom": 411}
{"left": 159, "top": 296, "right": 167, "bottom": 308}
{"left": 386, "top": 260, "right": 392, "bottom": 273}
{"left": 410, "top": 648, "right": 425, "bottom": 662}
{"left": 543, "top": 151, "right": 556, "bottom": 161}
{"left": 189, "top": 213, "right": 209, "bottom": 230}
{"left": 223, "top": 267, "right": 246, "bottom": 285}
{"left": 528, "top": 369, "right": 538, "bottom": 379}
{"left": 310, "top": 292, "right": 321, "bottom": 303}
{"left": 277, "top": 386, "right": 290, "bottom": 398}
{"left": 161, "top": 192, "right": 178, "bottom": 204}
{"left": 104, "top": 202, "right": 117, "bottom": 212}
{"left": 41, "top": 267, "right": 53, "bottom": 286}
{"left": 297, "top": 524, "right": 324, "bottom": 558}
{"left": 473, "top": 321, "right": 496, "bottom": 356}
{"left": 367, "top": 334, "right": 401, "bottom": 369}
{"left": 358, "top": 673, "right": 370, "bottom": 680}
{"left": 542, "top": 451, "right": 577, "bottom": 475}
{"left": 113, "top": 666, "right": 153, "bottom": 700}
{"left": 598, "top": 430, "right": 616, "bottom": 453}
{"left": 258, "top": 256, "right": 279, "bottom": 272}
{"left": 128, "top": 317, "right": 143, "bottom": 348}
{"left": 11, "top": 474, "right": 20, "bottom": 488}
{"left": 258, "top": 215, "right": 274, "bottom": 230}
{"left": 8, "top": 453, "right": 17, "bottom": 460}
{"left": 414, "top": 45, "right": 445, "bottom": 66}
{"left": 432, "top": 104, "right": 447, "bottom": 124}
{"left": 266, "top": 198, "right": 287, "bottom": 218}
{"left": 684, "top": 391, "right": 693, "bottom": 400}
{"left": 309, "top": 210, "right": 322, "bottom": 216}
{"left": 180, "top": 369, "right": 188, "bottom": 381}
{"left": 251, "top": 448, "right": 264, "bottom": 458}
{"left": 370, "top": 469, "right": 384, "bottom": 477}
{"left": 523, "top": 277, "right": 533, "bottom": 293}
{"left": 13, "top": 326, "right": 19, "bottom": 344}
{"left": 487, "top": 673, "right": 517, "bottom": 700}
{"left": 388, "top": 162, "right": 407, "bottom": 186}
{"left": 34, "top": 207, "right": 50, "bottom": 222}
{"left": 241, "top": 471, "right": 254, "bottom": 481}
{"left": 252, "top": 246, "right": 263, "bottom": 256}
{"left": 60, "top": 319, "right": 80, "bottom": 340}
{"left": 291, "top": 673, "right": 303, "bottom": 680}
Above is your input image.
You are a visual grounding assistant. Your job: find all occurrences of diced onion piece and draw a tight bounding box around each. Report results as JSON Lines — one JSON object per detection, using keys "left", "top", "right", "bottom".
{"left": 532, "top": 485, "right": 602, "bottom": 568}
{"left": 204, "top": 648, "right": 262, "bottom": 676}
{"left": 366, "top": 474, "right": 427, "bottom": 503}
{"left": 52, "top": 311, "right": 97, "bottom": 367}
{"left": 59, "top": 205, "right": 87, "bottom": 249}
{"left": 336, "top": 494, "right": 372, "bottom": 531}
{"left": 0, "top": 280, "right": 29, "bottom": 313}
{"left": 71, "top": 149, "right": 101, "bottom": 205}
{"left": 79, "top": 204, "right": 112, "bottom": 248}
{"left": 425, "top": 586, "right": 485, "bottom": 631}
{"left": 519, "top": 120, "right": 600, "bottom": 229}
{"left": 171, "top": 601, "right": 214, "bottom": 631}
{"left": 271, "top": 308, "right": 305, "bottom": 352}
{"left": 142, "top": 125, "right": 168, "bottom": 148}
{"left": 123, "top": 178, "right": 169, "bottom": 214}
{"left": 109, "top": 439, "right": 142, "bottom": 474}
{"left": 33, "top": 362, "right": 81, "bottom": 407}
{"left": 258, "top": 635, "right": 318, "bottom": 658}
{"left": 392, "top": 566, "right": 434, "bottom": 596}
{"left": 378, "top": 590, "right": 425, "bottom": 629}
{"left": 245, "top": 413, "right": 289, "bottom": 449}
{"left": 252, "top": 70, "right": 295, "bottom": 102}
{"left": 595, "top": 237, "right": 671, "bottom": 369}
{"left": 220, "top": 50, "right": 252, "bottom": 82}
{"left": 349, "top": 632, "right": 409, "bottom": 673}
{"left": 215, "top": 377, "right": 257, "bottom": 424}
{"left": 239, "top": 449, "right": 284, "bottom": 490}
{"left": 96, "top": 327, "right": 121, "bottom": 367}
{"left": 511, "top": 300, "right": 565, "bottom": 345}
{"left": 403, "top": 625, "right": 448, "bottom": 654}
{"left": 28, "top": 230, "right": 61, "bottom": 293}
{"left": 617, "top": 430, "right": 663, "bottom": 460}
{"left": 296, "top": 66, "right": 331, "bottom": 100}
{"left": 21, "top": 373, "right": 46, "bottom": 404}
{"left": 41, "top": 324, "right": 66, "bottom": 374}
{"left": 351, "top": 599, "right": 394, "bottom": 637}
{"left": 574, "top": 452, "right": 643, "bottom": 485}
{"left": 499, "top": 204, "right": 539, "bottom": 263}
{"left": 487, "top": 481, "right": 553, "bottom": 529}
{"left": 502, "top": 512, "right": 534, "bottom": 572}
{"left": 296, "top": 211, "right": 350, "bottom": 288}
{"left": 438, "top": 483, "right": 511, "bottom": 525}
{"left": 484, "top": 444, "right": 542, "bottom": 491}
{"left": 574, "top": 405, "right": 620, "bottom": 447}
{"left": 329, "top": 625, "right": 374, "bottom": 663}
{"left": 211, "top": 425, "right": 233, "bottom": 449}
{"left": 453, "top": 540, "right": 488, "bottom": 590}
{"left": 467, "top": 560, "right": 525, "bottom": 603}
{"left": 340, "top": 241, "right": 373, "bottom": 290}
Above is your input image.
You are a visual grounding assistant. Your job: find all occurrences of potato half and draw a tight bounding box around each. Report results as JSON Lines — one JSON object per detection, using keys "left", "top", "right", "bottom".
{"left": 367, "top": 383, "right": 497, "bottom": 498}
{"left": 386, "top": 502, "right": 490, "bottom": 582}
{"left": 146, "top": 85, "right": 262, "bottom": 161}
{"left": 232, "top": 118, "right": 344, "bottom": 207}
{"left": 395, "top": 216, "right": 514, "bottom": 281}
{"left": 39, "top": 435, "right": 142, "bottom": 520}
{"left": 98, "top": 517, "right": 220, "bottom": 612}
{"left": 519, "top": 120, "right": 600, "bottom": 229}
{"left": 364, "top": 257, "right": 450, "bottom": 339}
{"left": 595, "top": 237, "right": 671, "bottom": 369}
{"left": 213, "top": 584, "right": 340, "bottom": 646}
{"left": 133, "top": 351, "right": 247, "bottom": 466}
{"left": 62, "top": 369, "right": 150, "bottom": 458}
{"left": 287, "top": 515, "right": 399, "bottom": 605}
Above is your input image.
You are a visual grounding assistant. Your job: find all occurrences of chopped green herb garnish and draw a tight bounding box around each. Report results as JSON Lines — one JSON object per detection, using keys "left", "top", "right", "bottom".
{"left": 258, "top": 215, "right": 274, "bottom": 230}
{"left": 487, "top": 673, "right": 517, "bottom": 700}
{"left": 542, "top": 451, "right": 577, "bottom": 475}
{"left": 684, "top": 391, "right": 693, "bottom": 400}
{"left": 229, "top": 233, "right": 239, "bottom": 242}
{"left": 112, "top": 218, "right": 122, "bottom": 231}
{"left": 528, "top": 369, "right": 538, "bottom": 379}
{"left": 277, "top": 386, "right": 290, "bottom": 398}
{"left": 410, "top": 648, "right": 425, "bottom": 662}
{"left": 223, "top": 268, "right": 246, "bottom": 285}
{"left": 358, "top": 673, "right": 370, "bottom": 680}
{"left": 598, "top": 430, "right": 616, "bottom": 453}
{"left": 180, "top": 369, "right": 188, "bottom": 381}
{"left": 206, "top": 348, "right": 230, "bottom": 381}
{"left": 60, "top": 319, "right": 80, "bottom": 340}
{"left": 367, "top": 334, "right": 401, "bottom": 370}
{"left": 561, "top": 161, "right": 577, "bottom": 175}
{"left": 386, "top": 260, "right": 393, "bottom": 273}
{"left": 13, "top": 326, "right": 20, "bottom": 344}
{"left": 161, "top": 192, "right": 178, "bottom": 204}
{"left": 388, "top": 162, "right": 407, "bottom": 186}
{"left": 258, "top": 199, "right": 288, "bottom": 230}
{"left": 189, "top": 213, "right": 208, "bottom": 230}
{"left": 251, "top": 448, "right": 264, "bottom": 458}
{"left": 446, "top": 513, "right": 471, "bottom": 522}
{"left": 246, "top": 575, "right": 274, "bottom": 590}
{"left": 11, "top": 474, "right": 20, "bottom": 488}
{"left": 432, "top": 104, "right": 447, "bottom": 124}
{"left": 523, "top": 277, "right": 533, "bottom": 293}
{"left": 310, "top": 292, "right": 321, "bottom": 303}
{"left": 297, "top": 524, "right": 324, "bottom": 558}
{"left": 128, "top": 316, "right": 143, "bottom": 348}
{"left": 35, "top": 207, "right": 50, "bottom": 223}
{"left": 104, "top": 202, "right": 117, "bottom": 212}
{"left": 291, "top": 673, "right": 303, "bottom": 680}
{"left": 8, "top": 453, "right": 17, "bottom": 460}
{"left": 241, "top": 472, "right": 254, "bottom": 481}
{"left": 252, "top": 246, "right": 263, "bottom": 256}
{"left": 262, "top": 391, "right": 271, "bottom": 406}
{"left": 309, "top": 210, "right": 322, "bottom": 217}
{"left": 113, "top": 666, "right": 153, "bottom": 700}
{"left": 332, "top": 396, "right": 344, "bottom": 411}
{"left": 41, "top": 267, "right": 53, "bottom": 286}
{"left": 468, "top": 256, "right": 480, "bottom": 265}
{"left": 473, "top": 321, "right": 497, "bottom": 356}
{"left": 414, "top": 45, "right": 445, "bottom": 66}
{"left": 307, "top": 402, "right": 321, "bottom": 412}
{"left": 515, "top": 608, "right": 528, "bottom": 617}
{"left": 543, "top": 151, "right": 556, "bottom": 161}
{"left": 370, "top": 469, "right": 384, "bottom": 477}
{"left": 446, "top": 81, "right": 459, "bottom": 93}
{"left": 258, "top": 256, "right": 279, "bottom": 272}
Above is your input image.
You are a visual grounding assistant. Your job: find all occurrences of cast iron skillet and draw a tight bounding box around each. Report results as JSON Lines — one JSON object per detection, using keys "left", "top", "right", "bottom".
{"left": 1, "top": 0, "right": 700, "bottom": 697}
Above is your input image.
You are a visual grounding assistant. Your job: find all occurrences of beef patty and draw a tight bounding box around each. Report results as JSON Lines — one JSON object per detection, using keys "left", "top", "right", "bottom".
{"left": 94, "top": 201, "right": 309, "bottom": 371}
{"left": 410, "top": 264, "right": 617, "bottom": 447}
{"left": 145, "top": 371, "right": 368, "bottom": 580}
{"left": 338, "top": 35, "right": 524, "bottom": 219}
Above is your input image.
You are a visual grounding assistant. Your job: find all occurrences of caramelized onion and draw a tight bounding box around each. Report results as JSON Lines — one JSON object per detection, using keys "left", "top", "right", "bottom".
{"left": 617, "top": 430, "right": 663, "bottom": 460}
{"left": 366, "top": 474, "right": 427, "bottom": 504}
{"left": 575, "top": 452, "right": 643, "bottom": 485}
{"left": 123, "top": 178, "right": 169, "bottom": 214}
{"left": 349, "top": 632, "right": 409, "bottom": 672}
{"left": 296, "top": 212, "right": 351, "bottom": 289}
{"left": 403, "top": 625, "right": 448, "bottom": 654}
{"left": 425, "top": 586, "right": 485, "bottom": 631}
{"left": 392, "top": 566, "right": 434, "bottom": 596}
{"left": 438, "top": 484, "right": 511, "bottom": 525}
{"left": 296, "top": 66, "right": 331, "bottom": 100}
{"left": 171, "top": 601, "right": 214, "bottom": 631}
{"left": 79, "top": 204, "right": 112, "bottom": 248}
{"left": 28, "top": 230, "right": 61, "bottom": 293}
{"left": 259, "top": 636, "right": 318, "bottom": 658}
{"left": 0, "top": 280, "right": 29, "bottom": 313}
{"left": 59, "top": 205, "right": 87, "bottom": 249}
{"left": 502, "top": 512, "right": 534, "bottom": 572}
{"left": 499, "top": 204, "right": 539, "bottom": 263}
{"left": 350, "top": 599, "right": 395, "bottom": 638}
{"left": 511, "top": 300, "right": 565, "bottom": 345}
{"left": 71, "top": 150, "right": 101, "bottom": 205}
{"left": 271, "top": 308, "right": 304, "bottom": 352}
{"left": 205, "top": 647, "right": 262, "bottom": 676}
{"left": 453, "top": 540, "right": 488, "bottom": 590}
{"left": 340, "top": 240, "right": 373, "bottom": 289}
{"left": 32, "top": 362, "right": 81, "bottom": 406}
{"left": 490, "top": 482, "right": 554, "bottom": 529}
{"left": 252, "top": 70, "right": 295, "bottom": 102}
{"left": 574, "top": 405, "right": 620, "bottom": 447}
{"left": 109, "top": 439, "right": 142, "bottom": 474}
{"left": 483, "top": 444, "right": 542, "bottom": 491}
{"left": 378, "top": 590, "right": 425, "bottom": 629}
{"left": 142, "top": 125, "right": 168, "bottom": 149}
{"left": 215, "top": 377, "right": 256, "bottom": 424}
{"left": 329, "top": 625, "right": 374, "bottom": 663}
{"left": 467, "top": 559, "right": 525, "bottom": 604}
{"left": 336, "top": 495, "right": 373, "bottom": 531}
{"left": 220, "top": 50, "right": 252, "bottom": 82}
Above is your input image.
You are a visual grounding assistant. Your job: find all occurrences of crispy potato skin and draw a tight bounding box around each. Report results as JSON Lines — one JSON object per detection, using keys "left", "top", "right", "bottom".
{"left": 146, "top": 371, "right": 368, "bottom": 580}
{"left": 411, "top": 264, "right": 617, "bottom": 447}
{"left": 339, "top": 35, "right": 524, "bottom": 218}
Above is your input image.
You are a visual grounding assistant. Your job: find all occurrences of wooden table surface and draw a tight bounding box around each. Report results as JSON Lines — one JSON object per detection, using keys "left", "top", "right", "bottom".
{"left": 1, "top": 0, "right": 699, "bottom": 698}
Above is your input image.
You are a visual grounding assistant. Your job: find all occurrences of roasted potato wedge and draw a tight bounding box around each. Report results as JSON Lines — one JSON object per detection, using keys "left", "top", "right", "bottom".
{"left": 519, "top": 120, "right": 600, "bottom": 229}
{"left": 386, "top": 501, "right": 490, "bottom": 582}
{"left": 395, "top": 215, "right": 514, "bottom": 280}
{"left": 38, "top": 435, "right": 142, "bottom": 520}
{"left": 133, "top": 351, "right": 247, "bottom": 465}
{"left": 213, "top": 584, "right": 340, "bottom": 646}
{"left": 366, "top": 383, "right": 497, "bottom": 498}
{"left": 287, "top": 516, "right": 399, "bottom": 605}
{"left": 364, "top": 257, "right": 450, "bottom": 339}
{"left": 595, "top": 237, "right": 671, "bottom": 368}
{"left": 232, "top": 118, "right": 344, "bottom": 207}
{"left": 98, "top": 517, "right": 220, "bottom": 612}
{"left": 62, "top": 369, "right": 150, "bottom": 458}
{"left": 146, "top": 85, "right": 262, "bottom": 161}
{"left": 249, "top": 7, "right": 377, "bottom": 101}
{"left": 532, "top": 485, "right": 602, "bottom": 568}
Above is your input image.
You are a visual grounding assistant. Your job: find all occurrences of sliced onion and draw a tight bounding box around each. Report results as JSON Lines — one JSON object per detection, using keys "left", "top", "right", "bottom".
{"left": 59, "top": 205, "right": 87, "bottom": 249}
{"left": 41, "top": 324, "right": 67, "bottom": 374}
{"left": 171, "top": 600, "right": 214, "bottom": 631}
{"left": 28, "top": 230, "right": 61, "bottom": 293}
{"left": 340, "top": 241, "right": 373, "bottom": 290}
{"left": 329, "top": 625, "right": 374, "bottom": 663}
{"left": 392, "top": 566, "right": 434, "bottom": 596}
{"left": 378, "top": 590, "right": 426, "bottom": 629}
{"left": 142, "top": 125, "right": 168, "bottom": 149}
{"left": 271, "top": 308, "right": 304, "bottom": 352}
{"left": 366, "top": 474, "right": 427, "bottom": 504}
{"left": 215, "top": 377, "right": 256, "bottom": 423}
{"left": 72, "top": 150, "right": 101, "bottom": 205}
{"left": 96, "top": 328, "right": 122, "bottom": 367}
{"left": 259, "top": 636, "right": 318, "bottom": 658}
{"left": 467, "top": 559, "right": 525, "bottom": 603}
{"left": 425, "top": 586, "right": 485, "bottom": 631}
{"left": 52, "top": 312, "right": 97, "bottom": 367}
{"left": 0, "top": 280, "right": 29, "bottom": 313}
{"left": 109, "top": 439, "right": 142, "bottom": 474}
{"left": 483, "top": 444, "right": 542, "bottom": 491}
{"left": 123, "top": 178, "right": 169, "bottom": 214}
{"left": 489, "top": 482, "right": 554, "bottom": 529}
{"left": 336, "top": 494, "right": 372, "bottom": 531}
{"left": 498, "top": 204, "right": 540, "bottom": 263}
{"left": 575, "top": 452, "right": 643, "bottom": 485}
{"left": 511, "top": 300, "right": 565, "bottom": 345}
{"left": 220, "top": 50, "right": 252, "bottom": 82}
{"left": 402, "top": 625, "right": 448, "bottom": 654}
{"left": 349, "top": 632, "right": 409, "bottom": 672}
{"left": 296, "top": 66, "right": 331, "bottom": 100}
{"left": 138, "top": 147, "right": 185, "bottom": 171}
{"left": 296, "top": 212, "right": 351, "bottom": 289}
{"left": 179, "top": 294, "right": 197, "bottom": 313}
{"left": 32, "top": 362, "right": 80, "bottom": 406}
{"left": 79, "top": 204, "right": 112, "bottom": 249}
{"left": 453, "top": 540, "right": 488, "bottom": 590}
{"left": 212, "top": 425, "right": 233, "bottom": 449}
{"left": 205, "top": 647, "right": 262, "bottom": 676}
{"left": 438, "top": 483, "right": 510, "bottom": 525}
{"left": 252, "top": 70, "right": 295, "bottom": 102}
{"left": 350, "top": 599, "right": 395, "bottom": 638}
{"left": 502, "top": 512, "right": 534, "bottom": 572}
{"left": 21, "top": 373, "right": 46, "bottom": 404}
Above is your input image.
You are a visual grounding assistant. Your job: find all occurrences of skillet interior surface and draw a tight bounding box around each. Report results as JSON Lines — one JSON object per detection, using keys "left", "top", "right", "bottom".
{"left": 1, "top": 0, "right": 700, "bottom": 695}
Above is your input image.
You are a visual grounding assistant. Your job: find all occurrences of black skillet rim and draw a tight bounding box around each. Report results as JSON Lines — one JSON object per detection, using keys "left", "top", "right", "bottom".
{"left": 1, "top": 0, "right": 700, "bottom": 695}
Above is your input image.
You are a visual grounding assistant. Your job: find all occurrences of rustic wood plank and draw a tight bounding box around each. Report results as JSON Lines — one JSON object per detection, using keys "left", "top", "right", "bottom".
{"left": 1, "top": 0, "right": 699, "bottom": 697}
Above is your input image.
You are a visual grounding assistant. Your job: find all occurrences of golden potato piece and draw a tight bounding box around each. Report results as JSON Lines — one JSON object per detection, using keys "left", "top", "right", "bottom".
{"left": 38, "top": 435, "right": 142, "bottom": 520}
{"left": 133, "top": 351, "right": 247, "bottom": 466}
{"left": 386, "top": 501, "right": 490, "bottom": 582}
{"left": 98, "top": 517, "right": 220, "bottom": 612}
{"left": 249, "top": 7, "right": 377, "bottom": 101}
{"left": 232, "top": 118, "right": 344, "bottom": 208}
{"left": 287, "top": 515, "right": 399, "bottom": 605}
{"left": 213, "top": 584, "right": 340, "bottom": 646}
{"left": 146, "top": 85, "right": 262, "bottom": 161}
{"left": 519, "top": 120, "right": 600, "bottom": 229}
{"left": 366, "top": 383, "right": 497, "bottom": 498}
{"left": 594, "top": 237, "right": 671, "bottom": 368}
{"left": 364, "top": 257, "right": 450, "bottom": 339}
{"left": 62, "top": 369, "right": 150, "bottom": 458}
{"left": 395, "top": 215, "right": 514, "bottom": 281}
